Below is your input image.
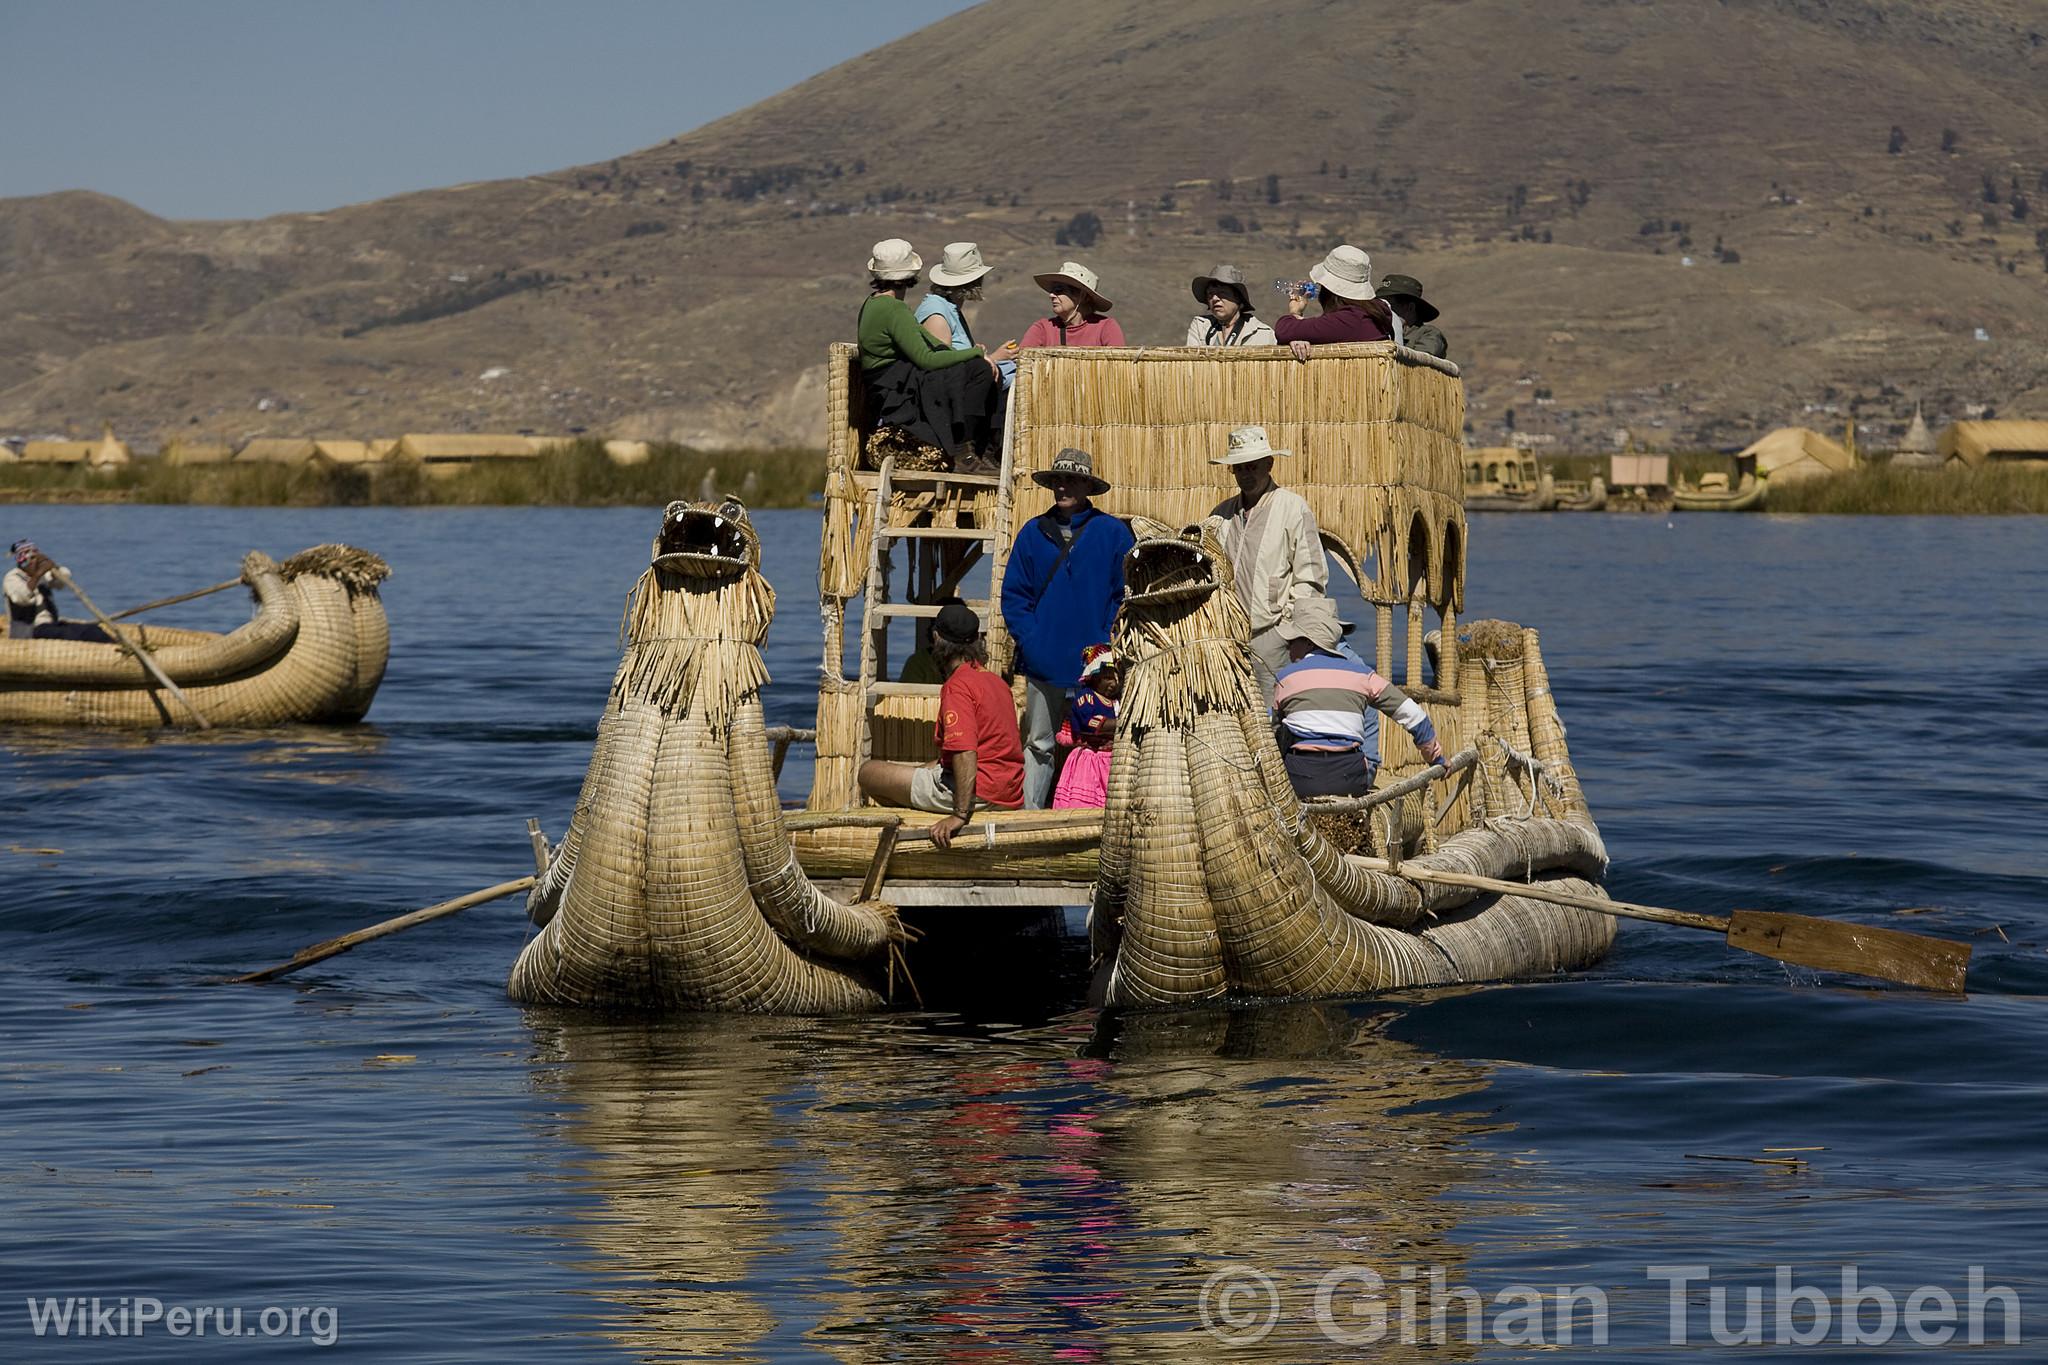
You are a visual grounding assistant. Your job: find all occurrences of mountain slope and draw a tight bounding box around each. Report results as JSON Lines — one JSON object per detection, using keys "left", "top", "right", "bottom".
{"left": 4, "top": 0, "right": 2046, "bottom": 450}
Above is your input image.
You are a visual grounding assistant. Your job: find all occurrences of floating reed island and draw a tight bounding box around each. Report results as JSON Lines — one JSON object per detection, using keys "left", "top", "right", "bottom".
{"left": 0, "top": 544, "right": 390, "bottom": 728}
{"left": 508, "top": 341, "right": 1632, "bottom": 1013}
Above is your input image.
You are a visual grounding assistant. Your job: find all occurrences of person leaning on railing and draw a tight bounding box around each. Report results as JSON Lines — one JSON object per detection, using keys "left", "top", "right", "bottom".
{"left": 857, "top": 238, "right": 1006, "bottom": 472}
{"left": 1020, "top": 262, "right": 1125, "bottom": 348}
{"left": 1274, "top": 244, "right": 1395, "bottom": 362}
{"left": 1273, "top": 598, "right": 1446, "bottom": 800}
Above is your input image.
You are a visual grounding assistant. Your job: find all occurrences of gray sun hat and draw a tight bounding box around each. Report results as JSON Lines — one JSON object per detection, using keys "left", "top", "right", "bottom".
{"left": 1192, "top": 264, "right": 1253, "bottom": 309}
{"left": 1032, "top": 447, "right": 1111, "bottom": 496}
{"left": 1211, "top": 425, "right": 1293, "bottom": 466}
{"left": 1280, "top": 597, "right": 1352, "bottom": 652}
{"left": 1032, "top": 260, "right": 1113, "bottom": 313}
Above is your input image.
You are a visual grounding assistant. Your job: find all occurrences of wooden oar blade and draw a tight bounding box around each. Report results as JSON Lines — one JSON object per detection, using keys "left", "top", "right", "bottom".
{"left": 1727, "top": 910, "right": 1971, "bottom": 994}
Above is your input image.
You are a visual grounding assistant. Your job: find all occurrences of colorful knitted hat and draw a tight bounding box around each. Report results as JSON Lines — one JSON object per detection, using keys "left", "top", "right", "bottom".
{"left": 1079, "top": 643, "right": 1118, "bottom": 680}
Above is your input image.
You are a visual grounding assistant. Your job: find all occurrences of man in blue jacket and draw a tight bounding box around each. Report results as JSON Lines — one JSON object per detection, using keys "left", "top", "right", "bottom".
{"left": 1000, "top": 448, "right": 1135, "bottom": 807}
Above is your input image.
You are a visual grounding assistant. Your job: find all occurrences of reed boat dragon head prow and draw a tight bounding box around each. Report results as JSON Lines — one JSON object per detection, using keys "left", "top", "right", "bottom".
{"left": 1120, "top": 516, "right": 1230, "bottom": 613}
{"left": 650, "top": 496, "right": 759, "bottom": 580}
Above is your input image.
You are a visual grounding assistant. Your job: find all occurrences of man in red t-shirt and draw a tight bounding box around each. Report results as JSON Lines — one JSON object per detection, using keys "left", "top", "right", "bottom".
{"left": 856, "top": 602, "right": 1025, "bottom": 847}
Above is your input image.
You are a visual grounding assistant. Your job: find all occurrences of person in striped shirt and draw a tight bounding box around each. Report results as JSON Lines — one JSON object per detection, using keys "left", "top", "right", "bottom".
{"left": 1273, "top": 597, "right": 1446, "bottom": 798}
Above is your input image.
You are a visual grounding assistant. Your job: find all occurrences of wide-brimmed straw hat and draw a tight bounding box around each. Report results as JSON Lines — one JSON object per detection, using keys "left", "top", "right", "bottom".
{"left": 1308, "top": 244, "right": 1374, "bottom": 301}
{"left": 1211, "top": 425, "right": 1292, "bottom": 466}
{"left": 1191, "top": 264, "right": 1253, "bottom": 309}
{"left": 1375, "top": 273, "right": 1440, "bottom": 323}
{"left": 867, "top": 238, "right": 924, "bottom": 281}
{"left": 1032, "top": 447, "right": 1111, "bottom": 496}
{"left": 1032, "top": 261, "right": 1113, "bottom": 313}
{"left": 1280, "top": 596, "right": 1351, "bottom": 652}
{"left": 930, "top": 241, "right": 991, "bottom": 287}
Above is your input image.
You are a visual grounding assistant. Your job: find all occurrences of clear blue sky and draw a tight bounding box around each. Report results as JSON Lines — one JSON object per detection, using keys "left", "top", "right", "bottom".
{"left": 0, "top": 0, "right": 979, "bottom": 221}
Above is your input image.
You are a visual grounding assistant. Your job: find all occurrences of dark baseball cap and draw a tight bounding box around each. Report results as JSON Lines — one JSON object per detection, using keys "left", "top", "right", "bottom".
{"left": 932, "top": 602, "right": 982, "bottom": 644}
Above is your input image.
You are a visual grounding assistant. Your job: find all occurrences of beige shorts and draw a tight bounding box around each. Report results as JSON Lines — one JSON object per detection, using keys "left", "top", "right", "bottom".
{"left": 908, "top": 762, "right": 961, "bottom": 814}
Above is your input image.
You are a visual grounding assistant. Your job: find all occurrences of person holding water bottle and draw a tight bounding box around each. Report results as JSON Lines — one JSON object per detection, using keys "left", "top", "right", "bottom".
{"left": 1272, "top": 244, "right": 1396, "bottom": 361}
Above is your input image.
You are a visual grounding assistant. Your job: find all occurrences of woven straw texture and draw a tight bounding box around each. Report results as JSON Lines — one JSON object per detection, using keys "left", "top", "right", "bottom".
{"left": 1092, "top": 521, "right": 1613, "bottom": 1005}
{"left": 0, "top": 545, "right": 389, "bottom": 727}
{"left": 511, "top": 500, "right": 902, "bottom": 1013}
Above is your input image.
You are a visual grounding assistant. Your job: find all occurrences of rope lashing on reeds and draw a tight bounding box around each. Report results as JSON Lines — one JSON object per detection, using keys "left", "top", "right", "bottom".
{"left": 509, "top": 499, "right": 904, "bottom": 1013}
{"left": 1093, "top": 519, "right": 1614, "bottom": 1006}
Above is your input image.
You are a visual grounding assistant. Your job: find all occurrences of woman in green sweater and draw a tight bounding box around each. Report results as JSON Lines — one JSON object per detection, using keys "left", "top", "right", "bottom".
{"left": 859, "top": 239, "right": 1005, "bottom": 470}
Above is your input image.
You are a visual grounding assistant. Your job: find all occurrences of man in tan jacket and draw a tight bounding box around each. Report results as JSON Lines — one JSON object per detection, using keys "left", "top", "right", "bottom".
{"left": 1204, "top": 426, "right": 1327, "bottom": 706}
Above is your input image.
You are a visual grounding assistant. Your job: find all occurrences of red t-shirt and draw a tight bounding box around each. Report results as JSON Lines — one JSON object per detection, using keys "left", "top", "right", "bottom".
{"left": 1020, "top": 315, "right": 1125, "bottom": 348}
{"left": 935, "top": 663, "right": 1025, "bottom": 808}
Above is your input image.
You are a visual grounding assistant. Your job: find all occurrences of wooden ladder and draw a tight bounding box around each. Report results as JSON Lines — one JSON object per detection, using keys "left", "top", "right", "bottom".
{"left": 854, "top": 450, "right": 1016, "bottom": 773}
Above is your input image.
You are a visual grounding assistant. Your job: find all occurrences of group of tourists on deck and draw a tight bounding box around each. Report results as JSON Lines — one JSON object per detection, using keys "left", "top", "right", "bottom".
{"left": 855, "top": 237, "right": 1448, "bottom": 475}
{"left": 855, "top": 427, "right": 1446, "bottom": 845}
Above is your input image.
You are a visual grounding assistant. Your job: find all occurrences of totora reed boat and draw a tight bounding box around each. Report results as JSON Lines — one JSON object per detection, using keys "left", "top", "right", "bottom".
{"left": 512, "top": 342, "right": 1618, "bottom": 1013}
{"left": 0, "top": 544, "right": 390, "bottom": 728}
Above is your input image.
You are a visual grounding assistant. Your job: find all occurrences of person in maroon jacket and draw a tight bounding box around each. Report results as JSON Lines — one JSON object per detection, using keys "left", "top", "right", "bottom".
{"left": 1274, "top": 244, "right": 1397, "bottom": 361}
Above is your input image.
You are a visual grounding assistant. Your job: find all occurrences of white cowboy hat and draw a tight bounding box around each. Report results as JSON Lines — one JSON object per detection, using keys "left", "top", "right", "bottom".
{"left": 867, "top": 238, "right": 923, "bottom": 281}
{"left": 929, "top": 241, "right": 991, "bottom": 287}
{"left": 1032, "top": 260, "right": 1113, "bottom": 313}
{"left": 1308, "top": 244, "right": 1374, "bottom": 301}
{"left": 1211, "top": 424, "right": 1293, "bottom": 466}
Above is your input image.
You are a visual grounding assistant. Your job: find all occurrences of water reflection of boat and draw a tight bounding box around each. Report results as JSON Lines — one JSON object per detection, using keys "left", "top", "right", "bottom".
{"left": 515, "top": 344, "right": 1616, "bottom": 1013}
{"left": 528, "top": 1004, "right": 1500, "bottom": 1358}
{"left": 0, "top": 545, "right": 390, "bottom": 727}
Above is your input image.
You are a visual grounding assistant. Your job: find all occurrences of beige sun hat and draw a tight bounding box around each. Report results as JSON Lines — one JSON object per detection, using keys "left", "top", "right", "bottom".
{"left": 930, "top": 241, "right": 991, "bottom": 287}
{"left": 1308, "top": 244, "right": 1374, "bottom": 301}
{"left": 1280, "top": 596, "right": 1351, "bottom": 651}
{"left": 1032, "top": 260, "right": 1113, "bottom": 313}
{"left": 867, "top": 238, "right": 924, "bottom": 281}
{"left": 1211, "top": 424, "right": 1293, "bottom": 466}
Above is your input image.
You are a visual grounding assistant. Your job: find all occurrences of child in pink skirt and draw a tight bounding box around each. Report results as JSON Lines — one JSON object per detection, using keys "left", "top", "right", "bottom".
{"left": 1052, "top": 646, "right": 1121, "bottom": 809}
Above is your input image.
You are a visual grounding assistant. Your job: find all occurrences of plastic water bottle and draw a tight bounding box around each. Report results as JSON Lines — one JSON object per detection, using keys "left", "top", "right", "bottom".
{"left": 1272, "top": 279, "right": 1320, "bottom": 298}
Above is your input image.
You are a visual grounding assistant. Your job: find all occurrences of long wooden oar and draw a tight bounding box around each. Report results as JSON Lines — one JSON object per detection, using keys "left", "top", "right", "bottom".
{"left": 1355, "top": 856, "right": 1970, "bottom": 993}
{"left": 230, "top": 876, "right": 536, "bottom": 984}
{"left": 107, "top": 577, "right": 241, "bottom": 622}
{"left": 51, "top": 567, "right": 212, "bottom": 730}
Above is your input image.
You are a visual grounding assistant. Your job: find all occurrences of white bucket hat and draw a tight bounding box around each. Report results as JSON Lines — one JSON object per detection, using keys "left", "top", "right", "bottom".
{"left": 1212, "top": 425, "right": 1293, "bottom": 466}
{"left": 1032, "top": 260, "right": 1113, "bottom": 313}
{"left": 1308, "top": 244, "right": 1374, "bottom": 301}
{"left": 929, "top": 241, "right": 991, "bottom": 287}
{"left": 867, "top": 238, "right": 923, "bottom": 281}
{"left": 1280, "top": 596, "right": 1353, "bottom": 651}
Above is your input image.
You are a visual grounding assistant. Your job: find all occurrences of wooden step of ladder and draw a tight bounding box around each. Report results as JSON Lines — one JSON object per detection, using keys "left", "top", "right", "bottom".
{"left": 854, "top": 444, "right": 1018, "bottom": 776}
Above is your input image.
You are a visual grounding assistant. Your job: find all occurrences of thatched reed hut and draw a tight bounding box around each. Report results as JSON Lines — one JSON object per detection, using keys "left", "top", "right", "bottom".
{"left": 1738, "top": 427, "right": 1853, "bottom": 484}
{"left": 160, "top": 439, "right": 235, "bottom": 466}
{"left": 391, "top": 433, "right": 539, "bottom": 478}
{"left": 1939, "top": 420, "right": 2048, "bottom": 469}
{"left": 235, "top": 437, "right": 318, "bottom": 465}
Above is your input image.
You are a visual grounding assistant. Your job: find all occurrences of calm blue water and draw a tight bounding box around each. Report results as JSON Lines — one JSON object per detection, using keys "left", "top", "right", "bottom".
{"left": 2, "top": 506, "right": 2044, "bottom": 1360}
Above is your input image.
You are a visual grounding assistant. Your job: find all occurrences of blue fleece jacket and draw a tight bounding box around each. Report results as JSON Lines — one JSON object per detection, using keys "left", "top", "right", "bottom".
{"left": 1000, "top": 506, "right": 1135, "bottom": 688}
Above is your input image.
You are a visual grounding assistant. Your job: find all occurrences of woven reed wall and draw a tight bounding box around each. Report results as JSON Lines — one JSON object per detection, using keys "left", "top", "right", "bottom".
{"left": 1005, "top": 344, "right": 1466, "bottom": 611}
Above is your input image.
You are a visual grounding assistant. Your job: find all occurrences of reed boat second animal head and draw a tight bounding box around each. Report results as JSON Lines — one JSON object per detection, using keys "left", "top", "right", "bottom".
{"left": 650, "top": 496, "right": 760, "bottom": 582}
{"left": 1121, "top": 516, "right": 1233, "bottom": 616}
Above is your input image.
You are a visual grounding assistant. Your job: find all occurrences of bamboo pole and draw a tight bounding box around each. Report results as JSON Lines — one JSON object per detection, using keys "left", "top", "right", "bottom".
{"left": 1300, "top": 749, "right": 1477, "bottom": 814}
{"left": 106, "top": 577, "right": 242, "bottom": 621}
{"left": 230, "top": 877, "right": 536, "bottom": 984}
{"left": 52, "top": 568, "right": 211, "bottom": 730}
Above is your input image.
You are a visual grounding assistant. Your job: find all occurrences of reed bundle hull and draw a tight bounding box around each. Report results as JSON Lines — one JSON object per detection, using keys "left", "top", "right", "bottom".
{"left": 0, "top": 545, "right": 389, "bottom": 728}
{"left": 1672, "top": 476, "right": 1765, "bottom": 511}
{"left": 511, "top": 501, "right": 903, "bottom": 1014}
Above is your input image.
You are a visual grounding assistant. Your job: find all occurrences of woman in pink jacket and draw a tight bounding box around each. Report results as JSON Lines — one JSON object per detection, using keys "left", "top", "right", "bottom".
{"left": 1021, "top": 262, "right": 1125, "bottom": 348}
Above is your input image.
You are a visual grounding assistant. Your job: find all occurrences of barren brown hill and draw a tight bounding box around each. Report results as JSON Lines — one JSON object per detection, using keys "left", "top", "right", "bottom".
{"left": 5, "top": 0, "right": 2048, "bottom": 453}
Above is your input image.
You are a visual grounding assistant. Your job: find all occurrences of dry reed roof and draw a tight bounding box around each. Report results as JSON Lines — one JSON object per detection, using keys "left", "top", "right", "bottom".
{"left": 160, "top": 439, "right": 236, "bottom": 466}
{"left": 236, "top": 437, "right": 318, "bottom": 465}
{"left": 604, "top": 439, "right": 651, "bottom": 466}
{"left": 1739, "top": 427, "right": 1852, "bottom": 480}
{"left": 20, "top": 440, "right": 96, "bottom": 465}
{"left": 310, "top": 439, "right": 374, "bottom": 465}
{"left": 92, "top": 431, "right": 132, "bottom": 466}
{"left": 391, "top": 433, "right": 539, "bottom": 461}
{"left": 1897, "top": 406, "right": 1935, "bottom": 455}
{"left": 1939, "top": 420, "right": 2048, "bottom": 466}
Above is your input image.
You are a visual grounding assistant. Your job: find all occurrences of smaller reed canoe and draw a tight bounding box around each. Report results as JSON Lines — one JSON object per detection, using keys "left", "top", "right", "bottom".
{"left": 0, "top": 544, "right": 391, "bottom": 728}
{"left": 1672, "top": 473, "right": 1766, "bottom": 512}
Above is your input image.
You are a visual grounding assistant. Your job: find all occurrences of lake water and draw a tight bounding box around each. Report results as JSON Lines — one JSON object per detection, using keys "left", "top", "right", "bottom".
{"left": 2, "top": 506, "right": 2044, "bottom": 1360}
